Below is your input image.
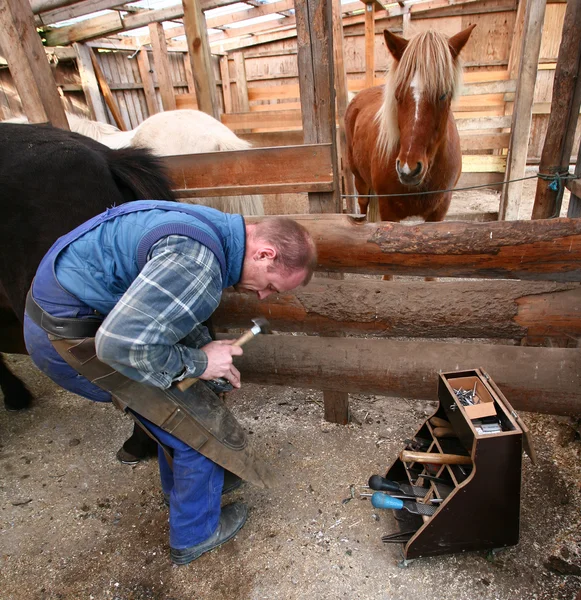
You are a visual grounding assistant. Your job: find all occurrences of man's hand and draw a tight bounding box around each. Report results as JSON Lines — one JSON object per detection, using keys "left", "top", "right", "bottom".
{"left": 199, "top": 340, "right": 243, "bottom": 388}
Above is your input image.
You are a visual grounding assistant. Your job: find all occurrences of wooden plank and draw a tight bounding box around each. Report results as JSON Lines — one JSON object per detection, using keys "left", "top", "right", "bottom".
{"left": 73, "top": 42, "right": 107, "bottom": 122}
{"left": 455, "top": 115, "right": 512, "bottom": 130}
{"left": 149, "top": 22, "right": 177, "bottom": 111}
{"left": 295, "top": 0, "right": 340, "bottom": 212}
{"left": 364, "top": 1, "right": 376, "bottom": 89}
{"left": 232, "top": 336, "right": 581, "bottom": 417}
{"left": 248, "top": 213, "right": 581, "bottom": 282}
{"left": 214, "top": 280, "right": 581, "bottom": 342}
{"left": 499, "top": 0, "right": 547, "bottom": 220}
{"left": 207, "top": 0, "right": 294, "bottom": 28}
{"left": 295, "top": 0, "right": 345, "bottom": 423}
{"left": 532, "top": 0, "right": 581, "bottom": 219}
{"left": 567, "top": 141, "right": 581, "bottom": 217}
{"left": 239, "top": 130, "right": 304, "bottom": 146}
{"left": 233, "top": 53, "right": 250, "bottom": 113}
{"left": 176, "top": 93, "right": 197, "bottom": 110}
{"left": 182, "top": 51, "right": 196, "bottom": 97}
{"left": 90, "top": 49, "right": 126, "bottom": 130}
{"left": 459, "top": 132, "right": 511, "bottom": 151}
{"left": 332, "top": 0, "right": 356, "bottom": 209}
{"left": 182, "top": 0, "right": 219, "bottom": 119}
{"left": 462, "top": 155, "right": 507, "bottom": 173}
{"left": 137, "top": 48, "right": 159, "bottom": 116}
{"left": 35, "top": 0, "right": 130, "bottom": 27}
{"left": 44, "top": 12, "right": 123, "bottom": 46}
{"left": 0, "top": 0, "right": 68, "bottom": 128}
{"left": 209, "top": 16, "right": 294, "bottom": 42}
{"left": 219, "top": 55, "right": 232, "bottom": 113}
{"left": 164, "top": 144, "right": 334, "bottom": 195}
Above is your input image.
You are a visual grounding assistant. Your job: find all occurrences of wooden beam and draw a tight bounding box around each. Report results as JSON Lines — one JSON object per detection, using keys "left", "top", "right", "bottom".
{"left": 149, "top": 22, "right": 176, "bottom": 111}
{"left": 209, "top": 16, "right": 295, "bottom": 42}
{"left": 206, "top": 0, "right": 294, "bottom": 29}
{"left": 214, "top": 280, "right": 581, "bottom": 342}
{"left": 35, "top": 0, "right": 131, "bottom": 27}
{"left": 332, "top": 0, "right": 356, "bottom": 210}
{"left": 499, "top": 0, "right": 547, "bottom": 220}
{"left": 240, "top": 214, "right": 581, "bottom": 282}
{"left": 41, "top": 0, "right": 242, "bottom": 46}
{"left": 532, "top": 0, "right": 581, "bottom": 219}
{"left": 182, "top": 0, "right": 219, "bottom": 119}
{"left": 0, "top": 0, "right": 68, "bottom": 129}
{"left": 233, "top": 53, "right": 250, "bottom": 113}
{"left": 364, "top": 2, "right": 376, "bottom": 89}
{"left": 73, "top": 42, "right": 107, "bottom": 123}
{"left": 220, "top": 55, "right": 233, "bottom": 113}
{"left": 89, "top": 49, "right": 126, "bottom": 130}
{"left": 30, "top": 0, "right": 83, "bottom": 14}
{"left": 232, "top": 336, "right": 581, "bottom": 417}
{"left": 136, "top": 48, "right": 159, "bottom": 116}
{"left": 163, "top": 144, "right": 334, "bottom": 196}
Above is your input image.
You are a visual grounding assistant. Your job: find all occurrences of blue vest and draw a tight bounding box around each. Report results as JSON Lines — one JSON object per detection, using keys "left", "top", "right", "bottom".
{"left": 32, "top": 201, "right": 246, "bottom": 316}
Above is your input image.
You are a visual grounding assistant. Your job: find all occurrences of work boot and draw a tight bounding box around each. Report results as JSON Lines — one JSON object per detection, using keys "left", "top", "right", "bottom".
{"left": 163, "top": 470, "right": 243, "bottom": 506}
{"left": 170, "top": 502, "right": 248, "bottom": 565}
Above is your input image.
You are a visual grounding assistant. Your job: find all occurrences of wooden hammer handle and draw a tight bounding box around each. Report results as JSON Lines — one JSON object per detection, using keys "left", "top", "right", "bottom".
{"left": 400, "top": 450, "right": 472, "bottom": 465}
{"left": 176, "top": 330, "right": 258, "bottom": 392}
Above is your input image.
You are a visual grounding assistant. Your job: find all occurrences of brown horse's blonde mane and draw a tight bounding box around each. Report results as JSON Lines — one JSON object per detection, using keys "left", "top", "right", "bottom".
{"left": 375, "top": 30, "right": 463, "bottom": 158}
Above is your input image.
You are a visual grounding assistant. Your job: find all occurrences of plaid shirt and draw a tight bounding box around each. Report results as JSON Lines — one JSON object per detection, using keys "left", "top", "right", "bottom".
{"left": 95, "top": 235, "right": 223, "bottom": 388}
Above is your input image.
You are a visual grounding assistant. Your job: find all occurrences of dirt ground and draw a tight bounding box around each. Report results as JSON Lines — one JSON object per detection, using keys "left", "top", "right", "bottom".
{"left": 1, "top": 174, "right": 580, "bottom": 600}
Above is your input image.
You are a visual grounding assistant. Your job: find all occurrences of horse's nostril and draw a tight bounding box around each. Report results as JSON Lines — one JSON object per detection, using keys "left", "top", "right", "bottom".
{"left": 412, "top": 162, "right": 423, "bottom": 177}
{"left": 395, "top": 159, "right": 401, "bottom": 173}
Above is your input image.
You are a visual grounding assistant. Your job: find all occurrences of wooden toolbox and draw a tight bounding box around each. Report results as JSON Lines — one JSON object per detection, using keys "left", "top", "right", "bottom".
{"left": 378, "top": 368, "right": 535, "bottom": 560}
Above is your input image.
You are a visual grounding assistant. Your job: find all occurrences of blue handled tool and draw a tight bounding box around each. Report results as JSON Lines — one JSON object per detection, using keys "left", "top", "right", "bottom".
{"left": 361, "top": 492, "right": 438, "bottom": 516}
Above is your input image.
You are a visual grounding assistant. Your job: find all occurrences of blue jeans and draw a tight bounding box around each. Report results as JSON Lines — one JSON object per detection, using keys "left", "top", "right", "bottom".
{"left": 24, "top": 314, "right": 223, "bottom": 549}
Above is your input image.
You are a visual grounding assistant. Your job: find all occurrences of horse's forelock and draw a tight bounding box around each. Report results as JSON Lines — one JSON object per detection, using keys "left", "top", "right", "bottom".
{"left": 395, "top": 30, "right": 462, "bottom": 101}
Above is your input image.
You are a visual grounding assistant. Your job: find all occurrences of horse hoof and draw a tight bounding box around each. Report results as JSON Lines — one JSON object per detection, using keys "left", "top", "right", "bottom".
{"left": 116, "top": 447, "right": 141, "bottom": 465}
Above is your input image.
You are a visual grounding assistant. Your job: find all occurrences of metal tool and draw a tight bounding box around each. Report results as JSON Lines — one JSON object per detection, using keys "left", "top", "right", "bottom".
{"left": 367, "top": 475, "right": 428, "bottom": 498}
{"left": 400, "top": 450, "right": 472, "bottom": 465}
{"left": 361, "top": 492, "right": 438, "bottom": 516}
{"left": 176, "top": 317, "right": 271, "bottom": 392}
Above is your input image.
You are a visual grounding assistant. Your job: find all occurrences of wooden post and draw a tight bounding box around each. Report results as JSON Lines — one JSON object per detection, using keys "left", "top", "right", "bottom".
{"left": 73, "top": 42, "right": 107, "bottom": 122}
{"left": 532, "top": 0, "right": 581, "bottom": 220}
{"left": 364, "top": 1, "right": 376, "bottom": 89}
{"left": 220, "top": 55, "right": 233, "bottom": 113}
{"left": 332, "top": 0, "right": 356, "bottom": 211}
{"left": 499, "top": 0, "right": 547, "bottom": 220}
{"left": 149, "top": 22, "right": 177, "bottom": 111}
{"left": 233, "top": 52, "right": 250, "bottom": 112}
{"left": 90, "top": 49, "right": 127, "bottom": 130}
{"left": 568, "top": 141, "right": 581, "bottom": 218}
{"left": 0, "top": 0, "right": 68, "bottom": 128}
{"left": 137, "top": 47, "right": 159, "bottom": 116}
{"left": 182, "top": 0, "right": 219, "bottom": 119}
{"left": 296, "top": 0, "right": 345, "bottom": 423}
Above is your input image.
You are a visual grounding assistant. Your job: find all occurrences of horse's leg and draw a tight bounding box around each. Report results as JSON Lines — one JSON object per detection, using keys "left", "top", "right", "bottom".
{"left": 353, "top": 173, "right": 370, "bottom": 216}
{"left": 0, "top": 354, "right": 32, "bottom": 411}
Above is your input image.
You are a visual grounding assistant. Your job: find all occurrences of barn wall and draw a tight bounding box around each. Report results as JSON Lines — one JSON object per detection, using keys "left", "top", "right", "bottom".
{"left": 0, "top": 0, "right": 578, "bottom": 160}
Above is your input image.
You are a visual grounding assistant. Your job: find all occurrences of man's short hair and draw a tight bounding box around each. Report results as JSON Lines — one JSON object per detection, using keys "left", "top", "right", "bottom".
{"left": 254, "top": 217, "right": 317, "bottom": 285}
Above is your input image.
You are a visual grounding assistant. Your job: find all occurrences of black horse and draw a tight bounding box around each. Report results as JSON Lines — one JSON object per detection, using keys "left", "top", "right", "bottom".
{"left": 0, "top": 123, "right": 173, "bottom": 458}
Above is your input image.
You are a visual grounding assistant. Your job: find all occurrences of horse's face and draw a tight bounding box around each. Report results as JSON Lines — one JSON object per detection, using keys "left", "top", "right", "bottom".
{"left": 383, "top": 26, "right": 476, "bottom": 187}
{"left": 394, "top": 78, "right": 453, "bottom": 186}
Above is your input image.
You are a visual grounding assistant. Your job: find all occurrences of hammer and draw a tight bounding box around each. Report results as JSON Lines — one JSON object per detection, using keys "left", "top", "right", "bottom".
{"left": 176, "top": 317, "right": 271, "bottom": 392}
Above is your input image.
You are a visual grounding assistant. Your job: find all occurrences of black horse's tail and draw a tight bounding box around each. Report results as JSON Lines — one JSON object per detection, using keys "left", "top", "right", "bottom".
{"left": 106, "top": 146, "right": 176, "bottom": 202}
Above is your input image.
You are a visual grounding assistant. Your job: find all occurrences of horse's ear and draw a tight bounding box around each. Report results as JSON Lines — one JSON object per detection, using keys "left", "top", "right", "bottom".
{"left": 383, "top": 29, "right": 408, "bottom": 61}
{"left": 448, "top": 24, "right": 476, "bottom": 59}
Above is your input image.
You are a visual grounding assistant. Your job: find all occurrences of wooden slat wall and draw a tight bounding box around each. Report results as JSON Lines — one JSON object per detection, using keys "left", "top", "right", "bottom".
{"left": 0, "top": 0, "right": 578, "bottom": 159}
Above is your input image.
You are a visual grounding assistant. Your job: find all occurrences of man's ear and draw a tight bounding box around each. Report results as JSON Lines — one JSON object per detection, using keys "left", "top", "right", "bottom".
{"left": 256, "top": 246, "right": 276, "bottom": 261}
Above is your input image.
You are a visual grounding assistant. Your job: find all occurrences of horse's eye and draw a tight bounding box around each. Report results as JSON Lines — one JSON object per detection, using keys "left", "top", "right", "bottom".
{"left": 440, "top": 92, "right": 448, "bottom": 101}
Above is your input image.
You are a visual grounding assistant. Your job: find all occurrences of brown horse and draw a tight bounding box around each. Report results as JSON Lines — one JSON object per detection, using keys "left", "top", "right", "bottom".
{"left": 345, "top": 26, "right": 475, "bottom": 223}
